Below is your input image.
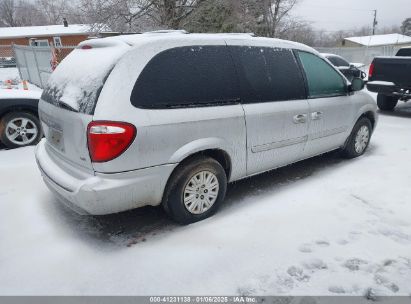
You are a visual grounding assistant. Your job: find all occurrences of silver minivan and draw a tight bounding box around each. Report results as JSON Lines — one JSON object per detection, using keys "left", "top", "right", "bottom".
{"left": 35, "top": 33, "right": 377, "bottom": 224}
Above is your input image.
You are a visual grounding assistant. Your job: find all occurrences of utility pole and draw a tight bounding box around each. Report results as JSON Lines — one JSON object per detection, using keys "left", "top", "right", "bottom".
{"left": 372, "top": 10, "right": 378, "bottom": 35}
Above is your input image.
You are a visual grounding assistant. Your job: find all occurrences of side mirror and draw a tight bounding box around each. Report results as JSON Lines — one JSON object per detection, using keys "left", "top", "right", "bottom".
{"left": 350, "top": 78, "right": 365, "bottom": 92}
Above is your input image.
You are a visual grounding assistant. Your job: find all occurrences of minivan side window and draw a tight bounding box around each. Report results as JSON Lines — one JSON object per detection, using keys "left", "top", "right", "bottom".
{"left": 297, "top": 51, "right": 347, "bottom": 98}
{"left": 130, "top": 46, "right": 239, "bottom": 109}
{"left": 230, "top": 46, "right": 306, "bottom": 103}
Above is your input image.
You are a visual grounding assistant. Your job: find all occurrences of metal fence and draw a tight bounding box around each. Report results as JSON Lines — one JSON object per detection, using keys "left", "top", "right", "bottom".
{"left": 12, "top": 44, "right": 76, "bottom": 88}
{"left": 315, "top": 45, "right": 402, "bottom": 66}
{"left": 0, "top": 45, "right": 17, "bottom": 67}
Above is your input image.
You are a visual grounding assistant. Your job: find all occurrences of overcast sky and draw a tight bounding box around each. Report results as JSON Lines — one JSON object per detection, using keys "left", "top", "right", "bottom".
{"left": 291, "top": 0, "right": 410, "bottom": 32}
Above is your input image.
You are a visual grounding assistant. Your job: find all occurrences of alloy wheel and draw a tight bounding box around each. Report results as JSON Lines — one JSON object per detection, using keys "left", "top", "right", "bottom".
{"left": 5, "top": 117, "right": 38, "bottom": 146}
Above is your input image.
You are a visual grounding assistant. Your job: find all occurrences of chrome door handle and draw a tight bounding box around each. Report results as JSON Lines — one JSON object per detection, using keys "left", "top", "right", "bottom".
{"left": 293, "top": 114, "right": 307, "bottom": 124}
{"left": 311, "top": 111, "right": 323, "bottom": 120}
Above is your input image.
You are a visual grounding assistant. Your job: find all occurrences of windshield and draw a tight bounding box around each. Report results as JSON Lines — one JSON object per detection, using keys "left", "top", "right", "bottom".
{"left": 327, "top": 56, "right": 350, "bottom": 67}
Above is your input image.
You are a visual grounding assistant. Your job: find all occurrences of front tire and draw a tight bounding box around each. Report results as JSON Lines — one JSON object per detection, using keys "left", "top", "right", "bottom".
{"left": 163, "top": 156, "right": 227, "bottom": 225}
{"left": 377, "top": 94, "right": 398, "bottom": 111}
{"left": 0, "top": 112, "right": 43, "bottom": 149}
{"left": 341, "top": 117, "right": 372, "bottom": 159}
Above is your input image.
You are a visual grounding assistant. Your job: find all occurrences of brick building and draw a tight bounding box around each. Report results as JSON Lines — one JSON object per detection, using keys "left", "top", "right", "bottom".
{"left": 0, "top": 22, "right": 105, "bottom": 59}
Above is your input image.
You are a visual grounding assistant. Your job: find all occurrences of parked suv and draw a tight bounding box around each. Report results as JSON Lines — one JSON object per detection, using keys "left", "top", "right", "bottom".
{"left": 35, "top": 33, "right": 377, "bottom": 224}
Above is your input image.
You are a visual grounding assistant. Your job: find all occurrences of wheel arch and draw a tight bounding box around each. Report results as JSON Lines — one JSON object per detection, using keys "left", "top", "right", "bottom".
{"left": 359, "top": 111, "right": 376, "bottom": 131}
{"left": 343, "top": 110, "right": 376, "bottom": 149}
{"left": 168, "top": 138, "right": 233, "bottom": 179}
{"left": 0, "top": 105, "right": 39, "bottom": 120}
{"left": 162, "top": 147, "right": 232, "bottom": 208}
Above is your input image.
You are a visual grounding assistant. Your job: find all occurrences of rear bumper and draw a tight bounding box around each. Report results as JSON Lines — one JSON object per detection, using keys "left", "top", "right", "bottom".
{"left": 367, "top": 81, "right": 411, "bottom": 98}
{"left": 367, "top": 82, "right": 396, "bottom": 95}
{"left": 35, "top": 139, "right": 177, "bottom": 215}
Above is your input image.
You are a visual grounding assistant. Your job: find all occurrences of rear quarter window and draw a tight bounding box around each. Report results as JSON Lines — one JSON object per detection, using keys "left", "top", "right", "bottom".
{"left": 396, "top": 48, "right": 411, "bottom": 56}
{"left": 130, "top": 46, "right": 239, "bottom": 109}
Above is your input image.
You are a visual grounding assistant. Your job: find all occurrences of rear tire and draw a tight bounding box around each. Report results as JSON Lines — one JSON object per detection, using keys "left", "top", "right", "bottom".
{"left": 341, "top": 117, "right": 372, "bottom": 159}
{"left": 0, "top": 112, "right": 42, "bottom": 149}
{"left": 163, "top": 156, "right": 227, "bottom": 225}
{"left": 377, "top": 94, "right": 398, "bottom": 111}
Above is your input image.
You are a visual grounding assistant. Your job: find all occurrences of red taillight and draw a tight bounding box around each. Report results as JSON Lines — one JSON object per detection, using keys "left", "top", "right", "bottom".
{"left": 87, "top": 121, "right": 136, "bottom": 163}
{"left": 369, "top": 62, "right": 375, "bottom": 78}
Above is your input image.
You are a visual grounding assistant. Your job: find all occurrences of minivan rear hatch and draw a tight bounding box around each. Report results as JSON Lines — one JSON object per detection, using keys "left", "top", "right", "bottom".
{"left": 39, "top": 38, "right": 131, "bottom": 171}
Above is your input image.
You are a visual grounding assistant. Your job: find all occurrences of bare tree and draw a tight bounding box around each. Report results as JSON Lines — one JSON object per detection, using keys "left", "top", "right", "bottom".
{"left": 254, "top": 0, "right": 298, "bottom": 37}
{"left": 400, "top": 18, "right": 411, "bottom": 35}
{"left": 36, "top": 0, "right": 69, "bottom": 24}
{"left": 78, "top": 0, "right": 150, "bottom": 32}
{"left": 17, "top": 1, "right": 47, "bottom": 25}
{"left": 151, "top": 0, "right": 206, "bottom": 29}
{"left": 278, "top": 19, "right": 316, "bottom": 45}
{"left": 0, "top": 0, "right": 47, "bottom": 27}
{"left": 0, "top": 0, "right": 18, "bottom": 26}
{"left": 78, "top": 0, "right": 206, "bottom": 32}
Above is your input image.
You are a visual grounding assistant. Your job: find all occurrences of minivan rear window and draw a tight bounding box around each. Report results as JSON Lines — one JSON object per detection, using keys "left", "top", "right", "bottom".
{"left": 42, "top": 44, "right": 128, "bottom": 114}
{"left": 130, "top": 46, "right": 239, "bottom": 109}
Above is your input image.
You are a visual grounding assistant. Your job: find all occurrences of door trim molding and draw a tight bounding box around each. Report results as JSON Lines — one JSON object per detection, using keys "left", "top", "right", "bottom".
{"left": 310, "top": 126, "right": 348, "bottom": 140}
{"left": 251, "top": 136, "right": 308, "bottom": 153}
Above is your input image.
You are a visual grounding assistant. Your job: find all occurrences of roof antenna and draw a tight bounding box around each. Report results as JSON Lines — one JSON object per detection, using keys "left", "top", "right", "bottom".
{"left": 63, "top": 18, "right": 68, "bottom": 27}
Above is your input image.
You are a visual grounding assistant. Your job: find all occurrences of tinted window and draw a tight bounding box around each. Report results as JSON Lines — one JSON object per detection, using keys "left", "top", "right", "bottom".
{"left": 230, "top": 46, "right": 306, "bottom": 103}
{"left": 327, "top": 56, "right": 349, "bottom": 67}
{"left": 131, "top": 46, "right": 239, "bottom": 109}
{"left": 396, "top": 48, "right": 411, "bottom": 57}
{"left": 298, "top": 51, "right": 346, "bottom": 98}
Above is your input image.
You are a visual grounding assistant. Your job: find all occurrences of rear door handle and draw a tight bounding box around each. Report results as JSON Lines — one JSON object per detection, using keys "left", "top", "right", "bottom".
{"left": 311, "top": 111, "right": 323, "bottom": 120}
{"left": 293, "top": 114, "right": 307, "bottom": 124}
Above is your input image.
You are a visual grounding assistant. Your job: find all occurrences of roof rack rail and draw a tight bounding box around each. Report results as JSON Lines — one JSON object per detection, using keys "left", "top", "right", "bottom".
{"left": 223, "top": 32, "right": 256, "bottom": 37}
{"left": 143, "top": 30, "right": 189, "bottom": 34}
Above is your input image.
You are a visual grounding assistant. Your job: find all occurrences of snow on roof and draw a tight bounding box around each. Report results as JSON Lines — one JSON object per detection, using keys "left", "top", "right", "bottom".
{"left": 85, "top": 32, "right": 313, "bottom": 54}
{"left": 0, "top": 24, "right": 103, "bottom": 39}
{"left": 345, "top": 34, "right": 411, "bottom": 47}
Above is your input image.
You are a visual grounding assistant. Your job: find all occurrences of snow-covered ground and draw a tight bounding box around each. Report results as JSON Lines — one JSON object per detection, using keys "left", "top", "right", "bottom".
{"left": 1, "top": 91, "right": 411, "bottom": 296}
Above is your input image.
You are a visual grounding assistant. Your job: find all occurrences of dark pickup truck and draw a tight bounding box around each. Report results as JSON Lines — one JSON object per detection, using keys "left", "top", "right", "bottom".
{"left": 367, "top": 47, "right": 411, "bottom": 111}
